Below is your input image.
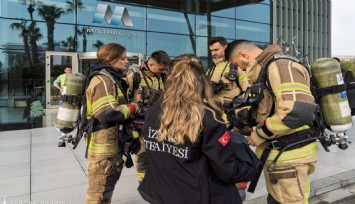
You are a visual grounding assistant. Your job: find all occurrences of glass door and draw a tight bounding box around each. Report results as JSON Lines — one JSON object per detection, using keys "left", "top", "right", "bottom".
{"left": 45, "top": 51, "right": 78, "bottom": 109}
{"left": 78, "top": 52, "right": 145, "bottom": 77}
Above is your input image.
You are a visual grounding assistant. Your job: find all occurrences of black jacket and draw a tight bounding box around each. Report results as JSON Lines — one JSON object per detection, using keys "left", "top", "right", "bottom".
{"left": 138, "top": 102, "right": 260, "bottom": 204}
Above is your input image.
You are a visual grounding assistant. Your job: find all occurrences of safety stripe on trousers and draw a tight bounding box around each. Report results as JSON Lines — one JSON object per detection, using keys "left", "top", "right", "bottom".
{"left": 256, "top": 142, "right": 318, "bottom": 161}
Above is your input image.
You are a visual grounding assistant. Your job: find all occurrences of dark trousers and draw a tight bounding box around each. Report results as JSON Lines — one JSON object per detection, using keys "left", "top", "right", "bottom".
{"left": 267, "top": 194, "right": 280, "bottom": 204}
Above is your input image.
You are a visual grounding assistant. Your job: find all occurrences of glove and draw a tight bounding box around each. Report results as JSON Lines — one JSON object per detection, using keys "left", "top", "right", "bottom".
{"left": 226, "top": 108, "right": 252, "bottom": 136}
{"left": 126, "top": 103, "right": 139, "bottom": 116}
{"left": 129, "top": 138, "right": 141, "bottom": 155}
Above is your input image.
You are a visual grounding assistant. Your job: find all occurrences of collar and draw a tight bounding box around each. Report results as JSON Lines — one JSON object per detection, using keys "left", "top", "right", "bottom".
{"left": 245, "top": 44, "right": 282, "bottom": 83}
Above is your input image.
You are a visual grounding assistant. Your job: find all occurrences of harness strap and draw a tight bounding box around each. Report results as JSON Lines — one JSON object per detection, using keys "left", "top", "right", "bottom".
{"left": 60, "top": 94, "right": 82, "bottom": 104}
{"left": 84, "top": 116, "right": 95, "bottom": 158}
{"left": 315, "top": 84, "right": 347, "bottom": 97}
{"left": 247, "top": 145, "right": 271, "bottom": 193}
{"left": 247, "top": 129, "right": 316, "bottom": 193}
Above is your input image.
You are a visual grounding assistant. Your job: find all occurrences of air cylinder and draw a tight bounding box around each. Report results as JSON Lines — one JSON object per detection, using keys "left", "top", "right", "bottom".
{"left": 55, "top": 73, "right": 86, "bottom": 133}
{"left": 311, "top": 58, "right": 352, "bottom": 133}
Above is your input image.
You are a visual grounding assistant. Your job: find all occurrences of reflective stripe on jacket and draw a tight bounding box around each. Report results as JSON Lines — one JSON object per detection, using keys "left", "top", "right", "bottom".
{"left": 248, "top": 44, "right": 318, "bottom": 161}
{"left": 126, "top": 62, "right": 165, "bottom": 106}
{"left": 210, "top": 60, "right": 241, "bottom": 105}
{"left": 85, "top": 69, "right": 131, "bottom": 162}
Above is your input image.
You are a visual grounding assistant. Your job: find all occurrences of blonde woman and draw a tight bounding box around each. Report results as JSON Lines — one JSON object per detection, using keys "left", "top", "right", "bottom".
{"left": 138, "top": 54, "right": 259, "bottom": 204}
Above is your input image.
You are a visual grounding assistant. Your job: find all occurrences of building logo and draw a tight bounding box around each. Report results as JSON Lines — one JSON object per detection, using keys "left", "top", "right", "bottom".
{"left": 92, "top": 4, "right": 133, "bottom": 27}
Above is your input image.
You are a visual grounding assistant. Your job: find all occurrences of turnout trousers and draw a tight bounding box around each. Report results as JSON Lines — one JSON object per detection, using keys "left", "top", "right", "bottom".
{"left": 86, "top": 157, "right": 122, "bottom": 204}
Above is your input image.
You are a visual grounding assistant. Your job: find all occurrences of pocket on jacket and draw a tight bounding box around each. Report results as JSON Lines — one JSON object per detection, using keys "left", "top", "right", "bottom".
{"left": 267, "top": 167, "right": 303, "bottom": 203}
{"left": 257, "top": 90, "right": 273, "bottom": 116}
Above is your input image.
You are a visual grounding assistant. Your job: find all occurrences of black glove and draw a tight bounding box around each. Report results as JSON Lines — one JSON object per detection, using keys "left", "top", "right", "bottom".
{"left": 226, "top": 108, "right": 252, "bottom": 136}
{"left": 129, "top": 137, "right": 141, "bottom": 155}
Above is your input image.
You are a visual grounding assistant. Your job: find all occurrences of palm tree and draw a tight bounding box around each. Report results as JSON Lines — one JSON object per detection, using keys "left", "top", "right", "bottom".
{"left": 10, "top": 20, "right": 32, "bottom": 65}
{"left": 77, "top": 27, "right": 92, "bottom": 52}
{"left": 65, "top": 0, "right": 84, "bottom": 13}
{"left": 92, "top": 40, "right": 104, "bottom": 50}
{"left": 61, "top": 36, "right": 76, "bottom": 52}
{"left": 37, "top": 5, "right": 65, "bottom": 51}
{"left": 66, "top": 0, "right": 85, "bottom": 51}
{"left": 28, "top": 22, "right": 42, "bottom": 64}
{"left": 19, "top": 0, "right": 43, "bottom": 21}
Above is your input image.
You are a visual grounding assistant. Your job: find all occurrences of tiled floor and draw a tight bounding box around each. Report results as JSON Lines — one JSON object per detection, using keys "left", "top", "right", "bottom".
{"left": 0, "top": 126, "right": 355, "bottom": 204}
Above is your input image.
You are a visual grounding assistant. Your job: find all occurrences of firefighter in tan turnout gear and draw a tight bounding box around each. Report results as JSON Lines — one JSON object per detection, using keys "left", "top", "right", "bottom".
{"left": 207, "top": 37, "right": 244, "bottom": 105}
{"left": 207, "top": 36, "right": 249, "bottom": 200}
{"left": 126, "top": 50, "right": 171, "bottom": 183}
{"left": 85, "top": 43, "right": 140, "bottom": 204}
{"left": 226, "top": 40, "right": 318, "bottom": 204}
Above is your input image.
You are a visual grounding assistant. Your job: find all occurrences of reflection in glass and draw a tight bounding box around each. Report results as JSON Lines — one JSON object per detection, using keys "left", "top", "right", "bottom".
{"left": 78, "top": 1, "right": 146, "bottom": 31}
{"left": 236, "top": 20, "right": 270, "bottom": 43}
{"left": 49, "top": 55, "right": 72, "bottom": 106}
{"left": 147, "top": 33, "right": 194, "bottom": 57}
{"left": 211, "top": 17, "right": 235, "bottom": 39}
{"left": 147, "top": 8, "right": 195, "bottom": 35}
{"left": 196, "top": 15, "right": 208, "bottom": 36}
{"left": 236, "top": 3, "right": 270, "bottom": 24}
{"left": 2, "top": 0, "right": 75, "bottom": 23}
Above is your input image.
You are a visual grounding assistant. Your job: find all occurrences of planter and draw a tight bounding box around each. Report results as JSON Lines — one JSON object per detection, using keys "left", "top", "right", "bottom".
{"left": 31, "top": 117, "right": 43, "bottom": 128}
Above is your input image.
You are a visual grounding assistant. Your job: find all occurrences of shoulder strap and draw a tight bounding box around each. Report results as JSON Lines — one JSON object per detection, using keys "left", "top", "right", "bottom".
{"left": 131, "top": 66, "right": 141, "bottom": 93}
{"left": 94, "top": 71, "right": 128, "bottom": 103}
{"left": 206, "top": 62, "right": 216, "bottom": 79}
{"left": 257, "top": 54, "right": 299, "bottom": 84}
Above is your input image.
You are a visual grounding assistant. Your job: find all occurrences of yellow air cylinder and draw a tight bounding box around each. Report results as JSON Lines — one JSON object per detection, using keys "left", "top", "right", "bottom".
{"left": 55, "top": 73, "right": 87, "bottom": 133}
{"left": 311, "top": 58, "right": 352, "bottom": 133}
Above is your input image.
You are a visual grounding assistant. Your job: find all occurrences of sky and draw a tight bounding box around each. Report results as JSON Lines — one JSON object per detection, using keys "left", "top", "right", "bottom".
{"left": 331, "top": 0, "right": 355, "bottom": 56}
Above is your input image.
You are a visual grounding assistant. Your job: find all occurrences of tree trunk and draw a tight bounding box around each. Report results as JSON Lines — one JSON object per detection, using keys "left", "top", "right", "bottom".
{"left": 30, "top": 37, "right": 39, "bottom": 64}
{"left": 23, "top": 35, "right": 33, "bottom": 65}
{"left": 83, "top": 33, "right": 87, "bottom": 52}
{"left": 47, "top": 22, "right": 55, "bottom": 51}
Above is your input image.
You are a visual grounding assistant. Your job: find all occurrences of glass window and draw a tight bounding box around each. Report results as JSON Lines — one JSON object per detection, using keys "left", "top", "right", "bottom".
{"left": 211, "top": 17, "right": 235, "bottom": 39}
{"left": 79, "top": 1, "right": 146, "bottom": 31}
{"left": 1, "top": 0, "right": 75, "bottom": 24}
{"left": 0, "top": 50, "right": 45, "bottom": 125}
{"left": 236, "top": 20, "right": 270, "bottom": 43}
{"left": 196, "top": 15, "right": 208, "bottom": 37}
{"left": 196, "top": 36, "right": 208, "bottom": 57}
{"left": 211, "top": 1, "right": 236, "bottom": 18}
{"left": 147, "top": 8, "right": 195, "bottom": 35}
{"left": 79, "top": 27, "right": 146, "bottom": 54}
{"left": 147, "top": 33, "right": 194, "bottom": 57}
{"left": 261, "top": 0, "right": 271, "bottom": 4}
{"left": 146, "top": 0, "right": 197, "bottom": 13}
{"left": 1, "top": 19, "right": 75, "bottom": 52}
{"left": 236, "top": 3, "right": 271, "bottom": 24}
{"left": 197, "top": 16, "right": 236, "bottom": 38}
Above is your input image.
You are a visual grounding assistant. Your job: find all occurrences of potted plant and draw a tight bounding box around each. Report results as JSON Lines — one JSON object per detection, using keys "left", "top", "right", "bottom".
{"left": 30, "top": 100, "right": 44, "bottom": 128}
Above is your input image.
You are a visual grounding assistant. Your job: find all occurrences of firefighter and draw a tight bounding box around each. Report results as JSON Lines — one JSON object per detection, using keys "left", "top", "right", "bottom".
{"left": 207, "top": 36, "right": 249, "bottom": 199}
{"left": 226, "top": 40, "right": 318, "bottom": 204}
{"left": 85, "top": 43, "right": 139, "bottom": 204}
{"left": 125, "top": 50, "right": 171, "bottom": 183}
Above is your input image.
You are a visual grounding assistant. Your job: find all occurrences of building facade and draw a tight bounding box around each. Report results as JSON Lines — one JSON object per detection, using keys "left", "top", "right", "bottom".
{"left": 272, "top": 0, "right": 331, "bottom": 62}
{"left": 0, "top": 0, "right": 330, "bottom": 130}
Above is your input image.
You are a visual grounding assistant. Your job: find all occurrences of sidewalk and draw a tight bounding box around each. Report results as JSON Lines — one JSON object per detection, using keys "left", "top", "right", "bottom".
{"left": 0, "top": 125, "right": 355, "bottom": 204}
